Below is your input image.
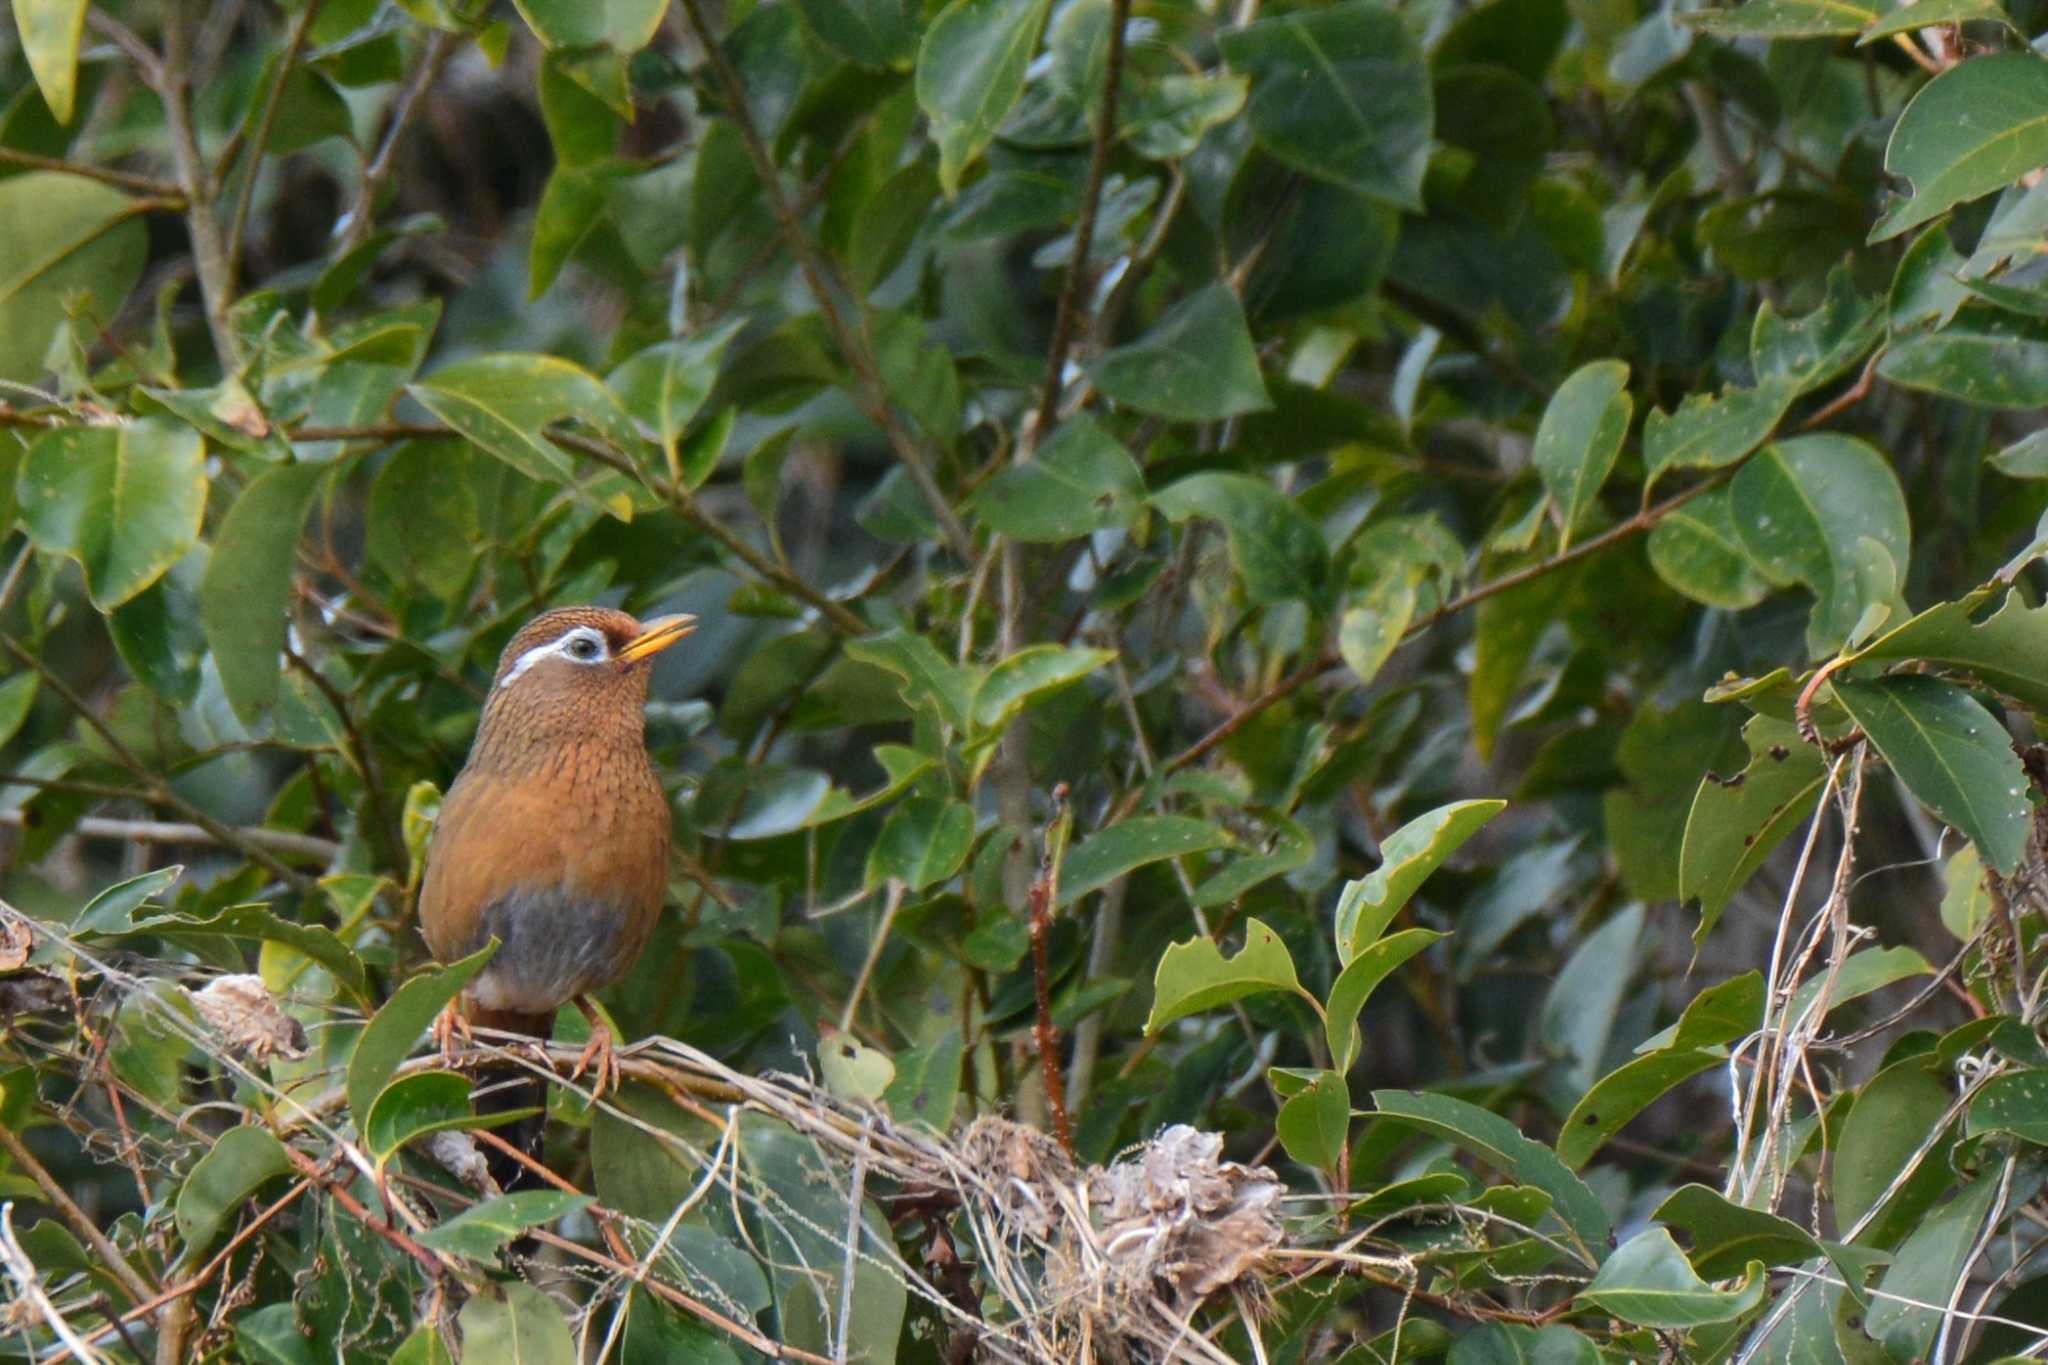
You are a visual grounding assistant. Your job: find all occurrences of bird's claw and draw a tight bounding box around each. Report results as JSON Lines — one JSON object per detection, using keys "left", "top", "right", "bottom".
{"left": 568, "top": 1023, "right": 621, "bottom": 1095}
{"left": 432, "top": 1002, "right": 472, "bottom": 1067}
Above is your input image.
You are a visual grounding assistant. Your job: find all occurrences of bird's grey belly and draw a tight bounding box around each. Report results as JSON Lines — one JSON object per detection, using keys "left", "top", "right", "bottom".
{"left": 460, "top": 887, "right": 643, "bottom": 1013}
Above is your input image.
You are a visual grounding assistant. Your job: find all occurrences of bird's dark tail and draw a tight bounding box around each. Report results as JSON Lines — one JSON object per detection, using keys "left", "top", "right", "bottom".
{"left": 467, "top": 1006, "right": 553, "bottom": 1195}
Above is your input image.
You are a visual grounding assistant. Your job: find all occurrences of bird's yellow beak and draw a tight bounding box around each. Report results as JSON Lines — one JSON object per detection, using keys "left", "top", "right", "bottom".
{"left": 617, "top": 614, "right": 697, "bottom": 663}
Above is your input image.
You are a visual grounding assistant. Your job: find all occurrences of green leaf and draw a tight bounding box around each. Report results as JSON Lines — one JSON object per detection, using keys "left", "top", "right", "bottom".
{"left": 884, "top": 1028, "right": 962, "bottom": 1130}
{"left": 0, "top": 172, "right": 146, "bottom": 382}
{"left": 1863, "top": 1174, "right": 2004, "bottom": 1360}
{"left": 818, "top": 1028, "right": 896, "bottom": 1101}
{"left": 1579, "top": 1228, "right": 1766, "bottom": 1327}
{"left": 132, "top": 904, "right": 371, "bottom": 1008}
{"left": 1679, "top": 715, "right": 1827, "bottom": 942}
{"left": 842, "top": 630, "right": 977, "bottom": 732}
{"left": 1851, "top": 589, "right": 2048, "bottom": 712}
{"left": 73, "top": 865, "right": 182, "bottom": 933}
{"left": 1730, "top": 435, "right": 1910, "bottom": 656}
{"left": 109, "top": 548, "right": 208, "bottom": 705}
{"left": 1879, "top": 308, "right": 2048, "bottom": 408}
{"left": 199, "top": 462, "right": 326, "bottom": 726}
{"left": 1873, "top": 52, "right": 2048, "bottom": 242}
{"left": 418, "top": 1191, "right": 594, "bottom": 1258}
{"left": 1276, "top": 1068, "right": 1350, "bottom": 1172}
{"left": 1832, "top": 674, "right": 2031, "bottom": 875}
{"left": 345, "top": 942, "right": 496, "bottom": 1123}
{"left": 866, "top": 796, "right": 975, "bottom": 891}
{"left": 14, "top": 0, "right": 89, "bottom": 124}
{"left": 0, "top": 673, "right": 33, "bottom": 752}
{"left": 1150, "top": 471, "right": 1325, "bottom": 604}
{"left": 1447, "top": 1325, "right": 1600, "bottom": 1364}
{"left": 1145, "top": 917, "right": 1303, "bottom": 1032}
{"left": 1540, "top": 903, "right": 1644, "bottom": 1101}
{"left": 529, "top": 163, "right": 615, "bottom": 299}
{"left": 1647, "top": 485, "right": 1772, "bottom": 609}
{"left": 1371, "top": 1089, "right": 1611, "bottom": 1246}
{"left": 1093, "top": 286, "right": 1273, "bottom": 422}
{"left": 389, "top": 1325, "right": 455, "bottom": 1365}
{"left": 1338, "top": 575, "right": 1417, "bottom": 686}
{"left": 1641, "top": 379, "right": 1795, "bottom": 484}
{"left": 1556, "top": 1050, "right": 1725, "bottom": 1170}
{"left": 916, "top": 0, "right": 1053, "bottom": 194}
{"left": 607, "top": 320, "right": 745, "bottom": 477}
{"left": 1326, "top": 927, "right": 1444, "bottom": 1072}
{"left": 174, "top": 1126, "right": 297, "bottom": 1259}
{"left": 797, "top": 0, "right": 920, "bottom": 67}
{"left": 1833, "top": 1059, "right": 1957, "bottom": 1245}
{"left": 1651, "top": 1184, "right": 1823, "bottom": 1278}
{"left": 1965, "top": 1067, "right": 2048, "bottom": 1143}
{"left": 1862, "top": 0, "right": 2013, "bottom": 39}
{"left": 1062, "top": 815, "right": 1230, "bottom": 907}
{"left": 17, "top": 420, "right": 206, "bottom": 610}
{"left": 409, "top": 353, "right": 639, "bottom": 501}
{"left": 1531, "top": 360, "right": 1630, "bottom": 545}
{"left": 512, "top": 0, "right": 667, "bottom": 50}
{"left": 457, "top": 1281, "right": 576, "bottom": 1365}
{"left": 1682, "top": 0, "right": 1877, "bottom": 36}
{"left": 1218, "top": 3, "right": 1433, "bottom": 210}
{"left": 363, "top": 1069, "right": 496, "bottom": 1162}
{"left": 972, "top": 644, "right": 1114, "bottom": 732}
{"left": 1334, "top": 800, "right": 1505, "bottom": 963}
{"left": 965, "top": 415, "right": 1145, "bottom": 543}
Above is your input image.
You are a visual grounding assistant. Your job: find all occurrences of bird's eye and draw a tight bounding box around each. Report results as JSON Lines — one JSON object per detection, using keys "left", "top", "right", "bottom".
{"left": 566, "top": 635, "right": 601, "bottom": 661}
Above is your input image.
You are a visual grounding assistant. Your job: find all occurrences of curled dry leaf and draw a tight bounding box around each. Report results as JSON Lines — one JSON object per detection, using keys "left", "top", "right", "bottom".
{"left": 190, "top": 974, "right": 309, "bottom": 1062}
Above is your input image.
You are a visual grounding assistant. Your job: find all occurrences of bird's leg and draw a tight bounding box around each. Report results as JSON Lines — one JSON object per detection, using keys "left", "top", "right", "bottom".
{"left": 568, "top": 996, "right": 621, "bottom": 1094}
{"left": 432, "top": 1000, "right": 472, "bottom": 1067}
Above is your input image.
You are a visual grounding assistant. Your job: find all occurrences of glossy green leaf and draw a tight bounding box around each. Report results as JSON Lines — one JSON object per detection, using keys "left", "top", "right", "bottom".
{"left": 389, "top": 1326, "right": 456, "bottom": 1365}
{"left": 1580, "top": 1227, "right": 1766, "bottom": 1326}
{"left": 0, "top": 673, "right": 33, "bottom": 752}
{"left": 1093, "top": 286, "right": 1273, "bottom": 422}
{"left": 607, "top": 320, "right": 745, "bottom": 477}
{"left": 1145, "top": 917, "right": 1304, "bottom": 1031}
{"left": 1641, "top": 379, "right": 1795, "bottom": 484}
{"left": 200, "top": 461, "right": 326, "bottom": 726}
{"left": 916, "top": 0, "right": 1053, "bottom": 193}
{"left": 457, "top": 1281, "right": 576, "bottom": 1365}
{"left": 1651, "top": 1184, "right": 1823, "bottom": 1278}
{"left": 109, "top": 548, "right": 208, "bottom": 705}
{"left": 1531, "top": 360, "right": 1629, "bottom": 544}
{"left": 1683, "top": 0, "right": 1877, "bottom": 36}
{"left": 1339, "top": 574, "right": 1417, "bottom": 686}
{"left": 1832, "top": 674, "right": 2030, "bottom": 874}
{"left": 1334, "top": 799, "right": 1504, "bottom": 963}
{"left": 1218, "top": 3, "right": 1432, "bottom": 210}
{"left": 1861, "top": 0, "right": 2012, "bottom": 39}
{"left": 1873, "top": 53, "right": 2048, "bottom": 241}
{"left": 174, "top": 1125, "right": 298, "bottom": 1258}
{"left": 512, "top": 0, "right": 667, "bottom": 50}
{"left": 1326, "top": 927, "right": 1444, "bottom": 1072}
{"left": 0, "top": 172, "right": 146, "bottom": 382}
{"left": 1833, "top": 1059, "right": 1956, "bottom": 1245}
{"left": 364, "top": 1070, "right": 492, "bottom": 1161}
{"left": 1679, "top": 715, "right": 1826, "bottom": 941}
{"left": 1863, "top": 1173, "right": 2003, "bottom": 1360}
{"left": 133, "top": 904, "right": 371, "bottom": 1008}
{"left": 972, "top": 644, "right": 1113, "bottom": 732}
{"left": 1540, "top": 903, "right": 1643, "bottom": 1100}
{"left": 1966, "top": 1067, "right": 2048, "bottom": 1143}
{"left": 1447, "top": 1324, "right": 1600, "bottom": 1364}
{"left": 819, "top": 1028, "right": 896, "bottom": 1101}
{"left": 1879, "top": 308, "right": 2048, "bottom": 408}
{"left": 1731, "top": 435, "right": 1910, "bottom": 655}
{"left": 1371, "top": 1089, "right": 1611, "bottom": 1246}
{"left": 72, "top": 865, "right": 183, "bottom": 934}
{"left": 883, "top": 1028, "right": 962, "bottom": 1131}
{"left": 1556, "top": 1049, "right": 1725, "bottom": 1170}
{"left": 1647, "top": 485, "right": 1772, "bottom": 609}
{"left": 420, "top": 1191, "right": 595, "bottom": 1258}
{"left": 1064, "top": 815, "right": 1230, "bottom": 907}
{"left": 17, "top": 420, "right": 205, "bottom": 610}
{"left": 798, "top": 0, "right": 920, "bottom": 66}
{"left": 1276, "top": 1068, "right": 1350, "bottom": 1172}
{"left": 1151, "top": 471, "right": 1324, "bottom": 604}
{"left": 529, "top": 163, "right": 614, "bottom": 299}
{"left": 409, "top": 353, "right": 639, "bottom": 500}
{"left": 842, "top": 630, "right": 977, "bottom": 732}
{"left": 14, "top": 0, "right": 89, "bottom": 124}
{"left": 345, "top": 942, "right": 496, "bottom": 1122}
{"left": 966, "top": 415, "right": 1145, "bottom": 542}
{"left": 1851, "top": 589, "right": 2048, "bottom": 712}
{"left": 867, "top": 796, "right": 975, "bottom": 890}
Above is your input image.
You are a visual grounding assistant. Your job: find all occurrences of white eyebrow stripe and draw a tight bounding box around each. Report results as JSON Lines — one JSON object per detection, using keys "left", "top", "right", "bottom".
{"left": 496, "top": 627, "right": 609, "bottom": 690}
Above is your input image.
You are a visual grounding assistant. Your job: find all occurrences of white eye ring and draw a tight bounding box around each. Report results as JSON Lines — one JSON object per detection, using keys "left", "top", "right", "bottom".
{"left": 499, "top": 627, "right": 611, "bottom": 689}
{"left": 564, "top": 632, "right": 604, "bottom": 661}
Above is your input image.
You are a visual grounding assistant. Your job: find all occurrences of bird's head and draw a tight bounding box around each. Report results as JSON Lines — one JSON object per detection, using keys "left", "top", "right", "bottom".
{"left": 474, "top": 607, "right": 695, "bottom": 750}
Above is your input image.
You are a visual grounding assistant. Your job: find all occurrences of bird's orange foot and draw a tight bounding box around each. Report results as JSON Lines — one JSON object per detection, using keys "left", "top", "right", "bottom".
{"left": 568, "top": 1024, "right": 621, "bottom": 1094}
{"left": 432, "top": 1001, "right": 472, "bottom": 1067}
{"left": 568, "top": 996, "right": 622, "bottom": 1094}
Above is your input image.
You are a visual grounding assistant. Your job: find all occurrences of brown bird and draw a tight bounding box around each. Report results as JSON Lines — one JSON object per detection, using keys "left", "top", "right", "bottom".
{"left": 418, "top": 605, "right": 693, "bottom": 1179}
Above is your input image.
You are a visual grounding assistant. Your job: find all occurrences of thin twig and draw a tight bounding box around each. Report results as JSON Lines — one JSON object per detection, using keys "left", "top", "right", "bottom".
{"left": 0, "top": 1204, "right": 107, "bottom": 1364}
{"left": 1028, "top": 788, "right": 1075, "bottom": 1154}
{"left": 0, "top": 148, "right": 182, "bottom": 199}
{"left": 0, "top": 810, "right": 340, "bottom": 862}
{"left": 336, "top": 30, "right": 461, "bottom": 255}
{"left": 225, "top": 0, "right": 326, "bottom": 291}
{"left": 159, "top": 0, "right": 240, "bottom": 367}
{"left": 0, "top": 1125, "right": 159, "bottom": 1310}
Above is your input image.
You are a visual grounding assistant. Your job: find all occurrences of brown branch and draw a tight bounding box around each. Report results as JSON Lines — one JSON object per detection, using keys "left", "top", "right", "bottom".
{"left": 1031, "top": 0, "right": 1133, "bottom": 443}
{"left": 277, "top": 1145, "right": 454, "bottom": 1284}
{"left": 159, "top": 0, "right": 240, "bottom": 368}
{"left": 0, "top": 809, "right": 341, "bottom": 862}
{"left": 0, "top": 148, "right": 182, "bottom": 200}
{"left": 1028, "top": 788, "right": 1075, "bottom": 1154}
{"left": 336, "top": 30, "right": 461, "bottom": 255}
